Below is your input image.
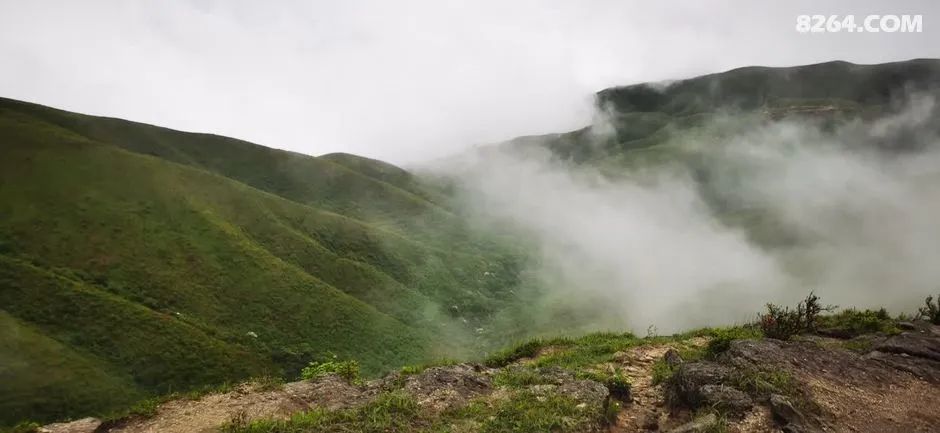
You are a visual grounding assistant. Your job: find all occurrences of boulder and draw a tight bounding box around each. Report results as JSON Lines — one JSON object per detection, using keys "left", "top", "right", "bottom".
{"left": 667, "top": 361, "right": 733, "bottom": 408}
{"left": 873, "top": 331, "right": 940, "bottom": 362}
{"left": 557, "top": 379, "right": 609, "bottom": 408}
{"left": 663, "top": 348, "right": 683, "bottom": 368}
{"left": 769, "top": 393, "right": 802, "bottom": 425}
{"left": 666, "top": 413, "right": 718, "bottom": 433}
{"left": 401, "top": 363, "right": 493, "bottom": 411}
{"left": 38, "top": 418, "right": 101, "bottom": 433}
{"left": 698, "top": 384, "right": 752, "bottom": 412}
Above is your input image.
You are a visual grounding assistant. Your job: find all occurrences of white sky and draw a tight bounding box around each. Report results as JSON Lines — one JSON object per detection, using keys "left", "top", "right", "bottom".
{"left": 1, "top": 0, "right": 937, "bottom": 164}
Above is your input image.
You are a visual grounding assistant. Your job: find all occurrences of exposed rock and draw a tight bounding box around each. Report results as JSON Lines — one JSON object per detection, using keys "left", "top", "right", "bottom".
{"left": 666, "top": 413, "right": 718, "bottom": 433}
{"left": 532, "top": 366, "right": 577, "bottom": 384}
{"left": 294, "top": 374, "right": 367, "bottom": 410}
{"left": 863, "top": 350, "right": 940, "bottom": 382}
{"left": 667, "top": 361, "right": 734, "bottom": 408}
{"left": 38, "top": 417, "right": 101, "bottom": 433}
{"left": 400, "top": 363, "right": 493, "bottom": 411}
{"left": 641, "top": 412, "right": 660, "bottom": 430}
{"left": 769, "top": 394, "right": 804, "bottom": 427}
{"left": 558, "top": 379, "right": 609, "bottom": 407}
{"left": 698, "top": 384, "right": 752, "bottom": 413}
{"left": 872, "top": 331, "right": 940, "bottom": 362}
{"left": 663, "top": 349, "right": 683, "bottom": 368}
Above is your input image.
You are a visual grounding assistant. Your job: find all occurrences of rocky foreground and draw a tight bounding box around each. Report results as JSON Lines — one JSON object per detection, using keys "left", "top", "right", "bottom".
{"left": 36, "top": 320, "right": 940, "bottom": 433}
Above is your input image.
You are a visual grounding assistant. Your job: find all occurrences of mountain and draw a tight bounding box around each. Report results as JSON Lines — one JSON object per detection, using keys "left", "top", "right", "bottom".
{"left": 2, "top": 58, "right": 939, "bottom": 428}
{"left": 0, "top": 97, "right": 524, "bottom": 426}
{"left": 508, "top": 58, "right": 940, "bottom": 164}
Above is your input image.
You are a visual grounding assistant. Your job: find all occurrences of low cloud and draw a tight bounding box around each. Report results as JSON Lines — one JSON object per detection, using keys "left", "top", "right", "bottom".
{"left": 436, "top": 95, "right": 940, "bottom": 334}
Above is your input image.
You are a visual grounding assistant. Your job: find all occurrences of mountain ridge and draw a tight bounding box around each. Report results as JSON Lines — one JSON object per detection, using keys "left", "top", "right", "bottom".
{"left": 2, "top": 57, "right": 939, "bottom": 427}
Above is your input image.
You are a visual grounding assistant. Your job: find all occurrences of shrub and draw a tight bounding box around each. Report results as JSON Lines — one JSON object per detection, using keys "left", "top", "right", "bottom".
{"left": 759, "top": 292, "right": 834, "bottom": 340}
{"left": 301, "top": 358, "right": 360, "bottom": 383}
{"left": 651, "top": 359, "right": 675, "bottom": 385}
{"left": 918, "top": 294, "right": 940, "bottom": 324}
{"left": 704, "top": 326, "right": 762, "bottom": 358}
{"left": 817, "top": 308, "right": 898, "bottom": 337}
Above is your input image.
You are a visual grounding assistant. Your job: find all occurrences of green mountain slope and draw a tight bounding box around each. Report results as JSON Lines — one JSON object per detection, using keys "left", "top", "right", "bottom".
{"left": 3, "top": 58, "right": 937, "bottom": 428}
{"left": 0, "top": 99, "right": 521, "bottom": 426}
{"left": 516, "top": 59, "right": 940, "bottom": 164}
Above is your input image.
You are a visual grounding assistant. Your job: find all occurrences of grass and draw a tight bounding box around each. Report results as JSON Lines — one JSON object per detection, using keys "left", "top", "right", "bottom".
{"left": 455, "top": 390, "right": 606, "bottom": 433}
{"left": 0, "top": 98, "right": 527, "bottom": 427}
{"left": 703, "top": 326, "right": 763, "bottom": 358}
{"left": 577, "top": 368, "right": 632, "bottom": 400}
{"left": 399, "top": 359, "right": 460, "bottom": 376}
{"left": 817, "top": 308, "right": 900, "bottom": 337}
{"left": 483, "top": 337, "right": 572, "bottom": 368}
{"left": 300, "top": 359, "right": 361, "bottom": 383}
{"left": 222, "top": 389, "right": 609, "bottom": 433}
{"left": 222, "top": 391, "right": 420, "bottom": 433}
{"left": 728, "top": 369, "right": 797, "bottom": 397}
{"left": 3, "top": 58, "right": 938, "bottom": 428}
{"left": 492, "top": 367, "right": 549, "bottom": 388}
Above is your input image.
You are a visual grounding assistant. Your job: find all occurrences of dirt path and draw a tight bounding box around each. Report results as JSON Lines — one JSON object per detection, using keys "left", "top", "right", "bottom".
{"left": 101, "top": 377, "right": 363, "bottom": 433}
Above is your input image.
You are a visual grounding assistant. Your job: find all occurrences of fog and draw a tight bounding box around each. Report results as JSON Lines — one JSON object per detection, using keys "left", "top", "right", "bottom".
{"left": 1, "top": 0, "right": 937, "bottom": 164}
{"left": 438, "top": 96, "right": 940, "bottom": 334}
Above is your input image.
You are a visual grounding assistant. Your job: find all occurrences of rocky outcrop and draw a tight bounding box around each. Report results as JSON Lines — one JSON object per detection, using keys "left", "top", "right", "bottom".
{"left": 37, "top": 418, "right": 101, "bottom": 433}
{"left": 665, "top": 413, "right": 718, "bottom": 433}
{"left": 398, "top": 363, "right": 494, "bottom": 411}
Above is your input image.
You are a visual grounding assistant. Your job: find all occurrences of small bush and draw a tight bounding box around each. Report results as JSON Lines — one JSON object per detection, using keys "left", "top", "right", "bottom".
{"left": 651, "top": 359, "right": 675, "bottom": 385}
{"left": 704, "top": 326, "right": 762, "bottom": 358}
{"left": 301, "top": 358, "right": 360, "bottom": 383}
{"left": 760, "top": 292, "right": 834, "bottom": 340}
{"left": 918, "top": 294, "right": 940, "bottom": 324}
{"left": 817, "top": 308, "right": 898, "bottom": 337}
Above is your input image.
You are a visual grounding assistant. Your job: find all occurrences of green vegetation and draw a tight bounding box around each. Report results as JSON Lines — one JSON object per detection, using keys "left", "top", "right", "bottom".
{"left": 759, "top": 292, "right": 835, "bottom": 340}
{"left": 483, "top": 337, "right": 570, "bottom": 368}
{"left": 0, "top": 97, "right": 524, "bottom": 427}
{"left": 918, "top": 294, "right": 940, "bottom": 324}
{"left": 492, "top": 367, "right": 548, "bottom": 388}
{"left": 4, "top": 58, "right": 939, "bottom": 428}
{"left": 703, "top": 326, "right": 762, "bottom": 358}
{"left": 817, "top": 308, "right": 900, "bottom": 337}
{"left": 578, "top": 368, "right": 631, "bottom": 400}
{"left": 222, "top": 388, "right": 607, "bottom": 433}
{"left": 300, "top": 358, "right": 361, "bottom": 383}
{"left": 455, "top": 390, "right": 606, "bottom": 433}
{"left": 399, "top": 359, "right": 460, "bottom": 376}
{"left": 729, "top": 369, "right": 797, "bottom": 397}
{"left": 222, "top": 391, "right": 420, "bottom": 433}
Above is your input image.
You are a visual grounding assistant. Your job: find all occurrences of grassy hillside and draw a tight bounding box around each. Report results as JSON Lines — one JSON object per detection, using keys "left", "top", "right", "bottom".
{"left": 2, "top": 58, "right": 937, "bottom": 428}
{"left": 515, "top": 59, "right": 940, "bottom": 164}
{"left": 0, "top": 99, "right": 523, "bottom": 426}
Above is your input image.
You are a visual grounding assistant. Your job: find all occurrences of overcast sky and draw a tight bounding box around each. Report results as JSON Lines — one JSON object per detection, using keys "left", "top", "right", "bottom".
{"left": 1, "top": 0, "right": 937, "bottom": 164}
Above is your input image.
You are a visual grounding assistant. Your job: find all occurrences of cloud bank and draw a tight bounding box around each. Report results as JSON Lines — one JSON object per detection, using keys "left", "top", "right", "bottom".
{"left": 440, "top": 96, "right": 940, "bottom": 334}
